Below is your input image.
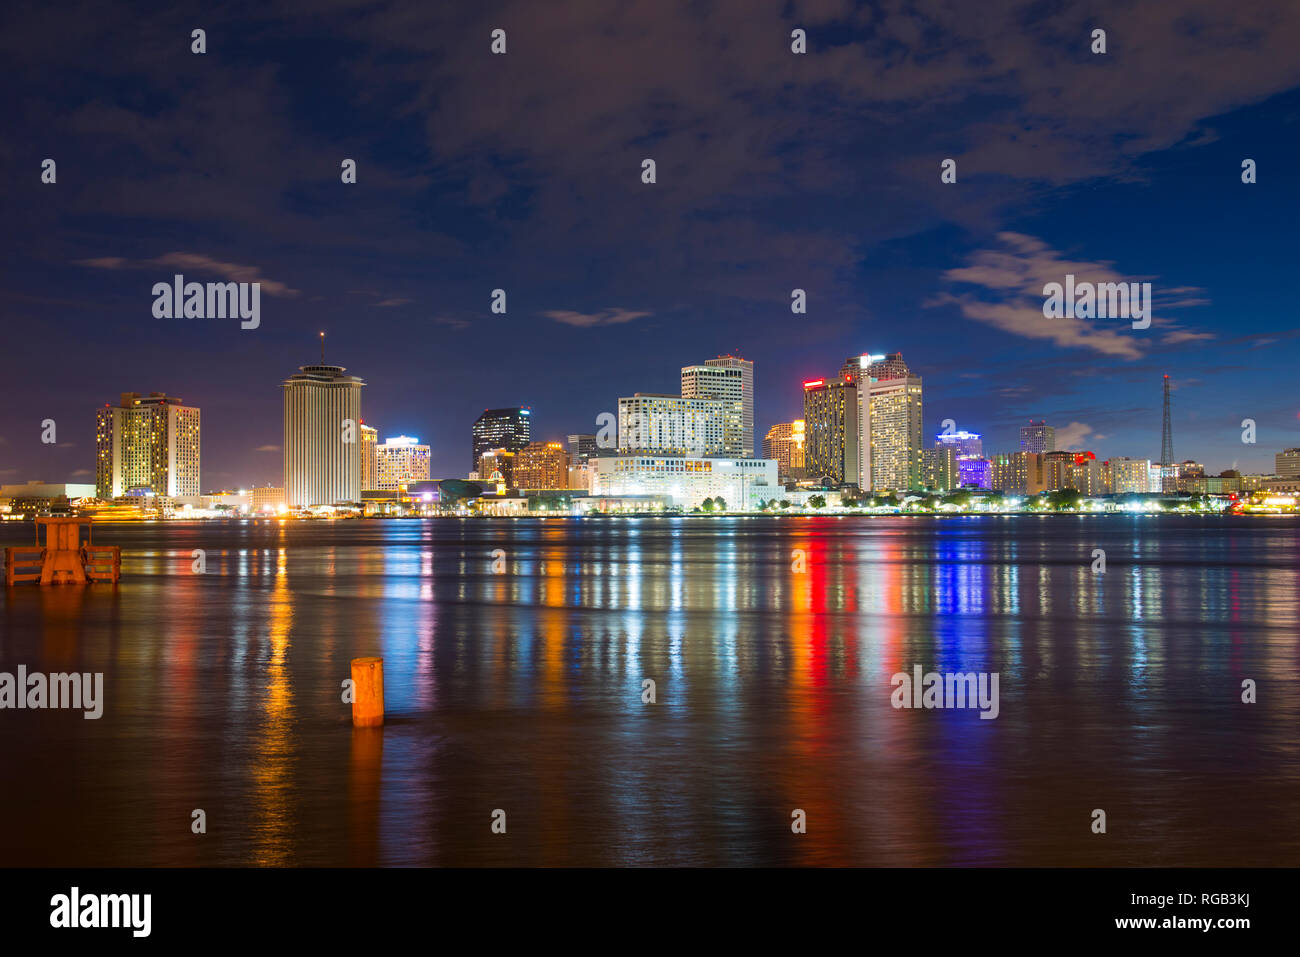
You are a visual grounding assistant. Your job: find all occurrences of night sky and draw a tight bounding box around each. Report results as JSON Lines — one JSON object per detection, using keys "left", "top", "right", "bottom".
{"left": 4, "top": 0, "right": 1300, "bottom": 489}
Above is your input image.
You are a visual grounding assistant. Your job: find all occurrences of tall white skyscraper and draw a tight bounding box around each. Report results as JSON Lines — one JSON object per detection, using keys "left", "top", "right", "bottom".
{"left": 283, "top": 364, "right": 365, "bottom": 506}
{"left": 681, "top": 355, "right": 753, "bottom": 456}
{"left": 95, "top": 392, "right": 200, "bottom": 498}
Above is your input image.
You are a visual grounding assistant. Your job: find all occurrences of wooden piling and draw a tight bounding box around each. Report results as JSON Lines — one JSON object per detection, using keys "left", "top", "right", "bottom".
{"left": 351, "top": 657, "right": 385, "bottom": 727}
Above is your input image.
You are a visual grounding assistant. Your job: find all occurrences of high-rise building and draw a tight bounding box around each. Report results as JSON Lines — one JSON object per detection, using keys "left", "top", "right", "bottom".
{"left": 360, "top": 423, "right": 378, "bottom": 490}
{"left": 839, "top": 353, "right": 923, "bottom": 492}
{"left": 95, "top": 392, "right": 201, "bottom": 499}
{"left": 762, "top": 420, "right": 806, "bottom": 484}
{"left": 921, "top": 446, "right": 958, "bottom": 491}
{"left": 1276, "top": 449, "right": 1300, "bottom": 479}
{"left": 802, "top": 378, "right": 859, "bottom": 487}
{"left": 1109, "top": 457, "right": 1156, "bottom": 494}
{"left": 681, "top": 355, "right": 753, "bottom": 456}
{"left": 282, "top": 364, "right": 365, "bottom": 507}
{"left": 990, "top": 452, "right": 1028, "bottom": 493}
{"left": 1020, "top": 420, "right": 1056, "bottom": 454}
{"left": 958, "top": 458, "right": 993, "bottom": 489}
{"left": 477, "top": 448, "right": 517, "bottom": 488}
{"left": 515, "top": 441, "right": 570, "bottom": 489}
{"left": 936, "top": 430, "right": 983, "bottom": 458}
{"left": 618, "top": 394, "right": 727, "bottom": 456}
{"left": 472, "top": 408, "right": 531, "bottom": 471}
{"left": 567, "top": 433, "right": 597, "bottom": 465}
{"left": 866, "top": 375, "right": 923, "bottom": 492}
{"left": 375, "top": 435, "right": 431, "bottom": 490}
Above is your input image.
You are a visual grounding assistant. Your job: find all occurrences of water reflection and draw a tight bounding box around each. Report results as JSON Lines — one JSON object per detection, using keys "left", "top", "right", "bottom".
{"left": 1, "top": 515, "right": 1298, "bottom": 866}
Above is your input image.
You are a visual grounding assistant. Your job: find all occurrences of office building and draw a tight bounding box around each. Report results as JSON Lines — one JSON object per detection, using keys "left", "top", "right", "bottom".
{"left": 472, "top": 407, "right": 531, "bottom": 471}
{"left": 802, "top": 378, "right": 859, "bottom": 487}
{"left": 515, "top": 441, "right": 570, "bottom": 490}
{"left": 1020, "top": 420, "right": 1056, "bottom": 454}
{"left": 618, "top": 394, "right": 727, "bottom": 456}
{"left": 282, "top": 364, "right": 365, "bottom": 507}
{"left": 95, "top": 392, "right": 201, "bottom": 499}
{"left": 958, "top": 457, "right": 993, "bottom": 489}
{"left": 681, "top": 355, "right": 754, "bottom": 456}
{"left": 567, "top": 434, "right": 597, "bottom": 466}
{"left": 375, "top": 435, "right": 431, "bottom": 490}
{"left": 477, "top": 448, "right": 517, "bottom": 488}
{"left": 763, "top": 420, "right": 806, "bottom": 484}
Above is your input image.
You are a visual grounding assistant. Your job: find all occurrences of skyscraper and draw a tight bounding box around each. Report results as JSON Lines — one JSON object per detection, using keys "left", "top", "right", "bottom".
{"left": 802, "top": 378, "right": 858, "bottom": 487}
{"left": 866, "top": 374, "right": 923, "bottom": 492}
{"left": 375, "top": 435, "right": 431, "bottom": 490}
{"left": 681, "top": 355, "right": 753, "bottom": 456}
{"left": 360, "top": 422, "right": 378, "bottom": 490}
{"left": 95, "top": 392, "right": 200, "bottom": 498}
{"left": 1020, "top": 420, "right": 1056, "bottom": 454}
{"left": 763, "top": 420, "right": 806, "bottom": 484}
{"left": 839, "top": 352, "right": 923, "bottom": 492}
{"left": 472, "top": 407, "right": 531, "bottom": 470}
{"left": 282, "top": 364, "right": 365, "bottom": 507}
{"left": 567, "top": 433, "right": 597, "bottom": 465}
{"left": 936, "top": 430, "right": 983, "bottom": 458}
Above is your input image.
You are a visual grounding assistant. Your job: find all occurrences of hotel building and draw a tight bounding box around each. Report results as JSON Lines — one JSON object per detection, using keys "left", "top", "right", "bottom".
{"left": 802, "top": 378, "right": 859, "bottom": 487}
{"left": 282, "top": 364, "right": 365, "bottom": 507}
{"left": 375, "top": 435, "right": 432, "bottom": 490}
{"left": 681, "top": 355, "right": 754, "bottom": 457}
{"left": 618, "top": 394, "right": 727, "bottom": 456}
{"left": 515, "top": 441, "right": 570, "bottom": 490}
{"left": 95, "top": 392, "right": 201, "bottom": 499}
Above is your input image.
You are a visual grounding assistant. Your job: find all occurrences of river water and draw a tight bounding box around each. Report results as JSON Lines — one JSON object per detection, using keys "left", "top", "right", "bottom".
{"left": 1, "top": 515, "right": 1297, "bottom": 866}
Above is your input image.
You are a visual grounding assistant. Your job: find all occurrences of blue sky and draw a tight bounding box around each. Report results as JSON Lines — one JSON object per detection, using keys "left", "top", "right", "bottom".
{"left": 3, "top": 0, "right": 1299, "bottom": 486}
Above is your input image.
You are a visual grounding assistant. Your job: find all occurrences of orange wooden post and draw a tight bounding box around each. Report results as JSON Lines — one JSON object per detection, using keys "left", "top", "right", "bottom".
{"left": 351, "top": 657, "right": 385, "bottom": 727}
{"left": 37, "top": 517, "right": 89, "bottom": 585}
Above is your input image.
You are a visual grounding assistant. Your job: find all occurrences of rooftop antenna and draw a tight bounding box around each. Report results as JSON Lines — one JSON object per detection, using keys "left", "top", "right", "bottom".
{"left": 320, "top": 331, "right": 325, "bottom": 364}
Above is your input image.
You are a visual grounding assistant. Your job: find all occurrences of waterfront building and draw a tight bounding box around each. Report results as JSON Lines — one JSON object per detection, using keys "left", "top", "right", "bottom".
{"left": 591, "top": 455, "right": 777, "bottom": 510}
{"left": 375, "top": 435, "right": 432, "bottom": 490}
{"left": 282, "top": 364, "right": 365, "bottom": 506}
{"left": 95, "top": 392, "right": 201, "bottom": 499}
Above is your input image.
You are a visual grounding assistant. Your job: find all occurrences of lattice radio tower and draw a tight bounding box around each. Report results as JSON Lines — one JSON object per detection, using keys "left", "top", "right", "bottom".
{"left": 1160, "top": 374, "right": 1174, "bottom": 493}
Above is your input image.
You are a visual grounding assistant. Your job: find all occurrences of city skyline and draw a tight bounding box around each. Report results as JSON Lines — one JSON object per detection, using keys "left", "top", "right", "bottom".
{"left": 5, "top": 4, "right": 1300, "bottom": 488}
